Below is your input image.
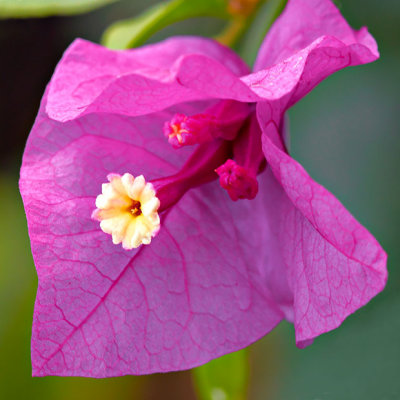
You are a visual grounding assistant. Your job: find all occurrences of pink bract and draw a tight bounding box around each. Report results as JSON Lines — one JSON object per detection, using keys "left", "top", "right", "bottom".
{"left": 20, "top": 0, "right": 387, "bottom": 377}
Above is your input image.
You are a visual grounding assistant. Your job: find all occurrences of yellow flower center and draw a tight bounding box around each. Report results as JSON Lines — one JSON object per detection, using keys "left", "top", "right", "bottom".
{"left": 92, "top": 173, "right": 160, "bottom": 250}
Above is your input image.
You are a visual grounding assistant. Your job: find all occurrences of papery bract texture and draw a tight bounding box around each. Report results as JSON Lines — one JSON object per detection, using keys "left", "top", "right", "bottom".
{"left": 20, "top": 0, "right": 387, "bottom": 378}
{"left": 256, "top": 102, "right": 387, "bottom": 346}
{"left": 21, "top": 97, "right": 283, "bottom": 378}
{"left": 246, "top": 0, "right": 379, "bottom": 107}
{"left": 254, "top": 0, "right": 378, "bottom": 71}
{"left": 47, "top": 37, "right": 254, "bottom": 122}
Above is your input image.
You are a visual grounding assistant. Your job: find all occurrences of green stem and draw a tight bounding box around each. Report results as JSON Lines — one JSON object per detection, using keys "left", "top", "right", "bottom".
{"left": 235, "top": 0, "right": 288, "bottom": 66}
{"left": 215, "top": 0, "right": 269, "bottom": 48}
{"left": 102, "top": 0, "right": 230, "bottom": 49}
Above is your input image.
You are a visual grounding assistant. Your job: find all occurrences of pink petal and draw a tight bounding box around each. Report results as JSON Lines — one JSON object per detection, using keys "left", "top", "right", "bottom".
{"left": 254, "top": 0, "right": 378, "bottom": 70}
{"left": 47, "top": 37, "right": 254, "bottom": 122}
{"left": 20, "top": 96, "right": 283, "bottom": 377}
{"left": 257, "top": 102, "right": 387, "bottom": 346}
{"left": 244, "top": 0, "right": 379, "bottom": 107}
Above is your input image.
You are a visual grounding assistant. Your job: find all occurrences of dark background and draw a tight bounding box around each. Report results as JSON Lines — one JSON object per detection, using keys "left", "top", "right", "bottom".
{"left": 0, "top": 0, "right": 399, "bottom": 399}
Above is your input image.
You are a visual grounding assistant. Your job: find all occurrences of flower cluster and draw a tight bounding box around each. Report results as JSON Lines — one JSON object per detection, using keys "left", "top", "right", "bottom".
{"left": 20, "top": 0, "right": 386, "bottom": 378}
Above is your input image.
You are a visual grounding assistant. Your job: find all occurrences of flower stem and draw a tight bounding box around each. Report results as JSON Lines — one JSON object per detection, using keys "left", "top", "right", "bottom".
{"left": 234, "top": 0, "right": 287, "bottom": 65}
{"left": 215, "top": 0, "right": 268, "bottom": 48}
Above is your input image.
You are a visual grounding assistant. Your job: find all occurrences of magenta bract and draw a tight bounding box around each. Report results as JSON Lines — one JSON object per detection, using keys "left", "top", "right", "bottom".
{"left": 20, "top": 0, "right": 387, "bottom": 377}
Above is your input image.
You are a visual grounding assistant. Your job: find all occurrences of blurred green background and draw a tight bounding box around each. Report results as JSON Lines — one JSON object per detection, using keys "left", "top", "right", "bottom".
{"left": 0, "top": 0, "right": 399, "bottom": 399}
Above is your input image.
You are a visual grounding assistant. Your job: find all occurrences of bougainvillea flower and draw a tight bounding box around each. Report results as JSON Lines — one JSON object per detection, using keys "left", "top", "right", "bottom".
{"left": 20, "top": 0, "right": 387, "bottom": 377}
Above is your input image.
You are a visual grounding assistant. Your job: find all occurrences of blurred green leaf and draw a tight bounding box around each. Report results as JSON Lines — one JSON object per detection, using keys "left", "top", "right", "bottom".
{"left": 101, "top": 0, "right": 229, "bottom": 49}
{"left": 193, "top": 349, "right": 249, "bottom": 400}
{"left": 0, "top": 0, "right": 118, "bottom": 18}
{"left": 236, "top": 0, "right": 287, "bottom": 65}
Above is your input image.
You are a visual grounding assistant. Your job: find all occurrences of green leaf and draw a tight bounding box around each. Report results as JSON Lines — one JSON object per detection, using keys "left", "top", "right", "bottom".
{"left": 0, "top": 0, "right": 118, "bottom": 18}
{"left": 101, "top": 0, "right": 229, "bottom": 50}
{"left": 192, "top": 349, "right": 249, "bottom": 400}
{"left": 236, "top": 0, "right": 287, "bottom": 65}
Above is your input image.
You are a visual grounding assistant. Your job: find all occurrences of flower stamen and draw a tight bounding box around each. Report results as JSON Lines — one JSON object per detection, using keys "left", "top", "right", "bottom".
{"left": 216, "top": 159, "right": 258, "bottom": 201}
{"left": 164, "top": 114, "right": 192, "bottom": 147}
{"left": 130, "top": 200, "right": 142, "bottom": 216}
{"left": 163, "top": 100, "right": 250, "bottom": 149}
{"left": 215, "top": 114, "right": 265, "bottom": 201}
